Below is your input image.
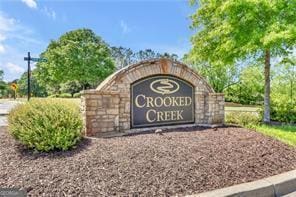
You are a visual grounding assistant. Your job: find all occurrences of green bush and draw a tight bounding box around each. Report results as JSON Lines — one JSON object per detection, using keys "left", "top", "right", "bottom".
{"left": 59, "top": 93, "right": 72, "bottom": 98}
{"left": 226, "top": 111, "right": 261, "bottom": 128}
{"left": 8, "top": 99, "right": 82, "bottom": 152}
{"left": 73, "top": 92, "right": 81, "bottom": 98}
{"left": 270, "top": 97, "right": 296, "bottom": 123}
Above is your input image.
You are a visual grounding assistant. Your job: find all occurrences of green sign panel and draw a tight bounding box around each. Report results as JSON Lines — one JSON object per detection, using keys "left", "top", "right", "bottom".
{"left": 31, "top": 58, "right": 47, "bottom": 62}
{"left": 24, "top": 57, "right": 47, "bottom": 62}
{"left": 131, "top": 75, "right": 195, "bottom": 128}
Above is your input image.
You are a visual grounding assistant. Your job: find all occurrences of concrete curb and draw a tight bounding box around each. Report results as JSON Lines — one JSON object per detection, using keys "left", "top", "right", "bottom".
{"left": 189, "top": 169, "right": 296, "bottom": 197}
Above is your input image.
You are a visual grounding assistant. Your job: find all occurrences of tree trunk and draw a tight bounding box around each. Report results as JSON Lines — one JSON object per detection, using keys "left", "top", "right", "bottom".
{"left": 291, "top": 80, "right": 293, "bottom": 104}
{"left": 264, "top": 49, "right": 271, "bottom": 123}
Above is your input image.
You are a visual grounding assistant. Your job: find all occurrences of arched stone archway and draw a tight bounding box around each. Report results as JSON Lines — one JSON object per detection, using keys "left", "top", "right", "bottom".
{"left": 81, "top": 58, "right": 224, "bottom": 137}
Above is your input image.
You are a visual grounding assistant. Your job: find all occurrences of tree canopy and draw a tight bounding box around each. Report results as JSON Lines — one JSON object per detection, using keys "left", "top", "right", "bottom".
{"left": 0, "top": 70, "right": 8, "bottom": 98}
{"left": 35, "top": 28, "right": 115, "bottom": 89}
{"left": 17, "top": 71, "right": 47, "bottom": 97}
{"left": 189, "top": 0, "right": 296, "bottom": 64}
{"left": 225, "top": 64, "right": 264, "bottom": 104}
{"left": 111, "top": 47, "right": 179, "bottom": 70}
{"left": 189, "top": 0, "right": 296, "bottom": 122}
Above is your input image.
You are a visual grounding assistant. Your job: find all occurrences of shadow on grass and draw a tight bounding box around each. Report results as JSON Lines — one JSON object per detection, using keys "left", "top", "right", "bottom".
{"left": 15, "top": 137, "right": 92, "bottom": 160}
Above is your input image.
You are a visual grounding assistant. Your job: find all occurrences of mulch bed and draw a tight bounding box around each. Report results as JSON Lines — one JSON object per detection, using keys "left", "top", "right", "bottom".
{"left": 1, "top": 126, "right": 296, "bottom": 196}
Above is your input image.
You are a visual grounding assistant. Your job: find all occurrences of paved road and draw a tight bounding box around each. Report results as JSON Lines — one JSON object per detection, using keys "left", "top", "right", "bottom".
{"left": 283, "top": 191, "right": 296, "bottom": 197}
{"left": 0, "top": 101, "right": 21, "bottom": 126}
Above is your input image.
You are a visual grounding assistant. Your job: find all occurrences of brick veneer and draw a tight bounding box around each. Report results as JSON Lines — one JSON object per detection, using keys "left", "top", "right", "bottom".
{"left": 81, "top": 58, "right": 224, "bottom": 137}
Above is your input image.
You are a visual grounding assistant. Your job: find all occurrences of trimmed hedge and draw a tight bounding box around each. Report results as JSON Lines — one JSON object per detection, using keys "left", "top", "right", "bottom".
{"left": 8, "top": 99, "right": 82, "bottom": 152}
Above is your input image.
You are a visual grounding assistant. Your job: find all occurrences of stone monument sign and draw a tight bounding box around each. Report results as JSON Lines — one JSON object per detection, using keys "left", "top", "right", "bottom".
{"left": 81, "top": 58, "right": 224, "bottom": 137}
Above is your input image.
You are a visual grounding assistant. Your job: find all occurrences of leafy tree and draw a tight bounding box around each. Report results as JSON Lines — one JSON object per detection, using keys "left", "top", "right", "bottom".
{"left": 134, "top": 49, "right": 159, "bottom": 61}
{"left": 134, "top": 49, "right": 179, "bottom": 61}
{"left": 35, "top": 28, "right": 115, "bottom": 90}
{"left": 0, "top": 71, "right": 17, "bottom": 98}
{"left": 17, "top": 71, "right": 47, "bottom": 97}
{"left": 189, "top": 0, "right": 296, "bottom": 123}
{"left": 0, "top": 81, "right": 7, "bottom": 98}
{"left": 160, "top": 52, "right": 179, "bottom": 61}
{"left": 270, "top": 57, "right": 296, "bottom": 123}
{"left": 111, "top": 47, "right": 135, "bottom": 69}
{"left": 0, "top": 70, "right": 8, "bottom": 98}
{"left": 111, "top": 47, "right": 180, "bottom": 69}
{"left": 0, "top": 70, "right": 3, "bottom": 80}
{"left": 225, "top": 65, "right": 264, "bottom": 104}
{"left": 184, "top": 58, "right": 239, "bottom": 92}
{"left": 274, "top": 57, "right": 296, "bottom": 104}
{"left": 60, "top": 81, "right": 82, "bottom": 97}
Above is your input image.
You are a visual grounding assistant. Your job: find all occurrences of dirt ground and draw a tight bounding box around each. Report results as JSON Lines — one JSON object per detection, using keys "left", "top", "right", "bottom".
{"left": 1, "top": 126, "right": 296, "bottom": 196}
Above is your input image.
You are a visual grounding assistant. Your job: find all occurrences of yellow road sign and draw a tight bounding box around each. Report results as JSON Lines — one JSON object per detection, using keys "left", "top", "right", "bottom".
{"left": 11, "top": 83, "right": 17, "bottom": 90}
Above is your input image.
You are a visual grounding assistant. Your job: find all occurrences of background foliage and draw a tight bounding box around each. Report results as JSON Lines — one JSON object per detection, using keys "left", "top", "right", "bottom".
{"left": 35, "top": 28, "right": 115, "bottom": 91}
{"left": 188, "top": 0, "right": 296, "bottom": 123}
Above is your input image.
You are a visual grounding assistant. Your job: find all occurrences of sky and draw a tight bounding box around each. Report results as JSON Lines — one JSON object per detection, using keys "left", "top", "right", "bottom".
{"left": 0, "top": 0, "right": 196, "bottom": 81}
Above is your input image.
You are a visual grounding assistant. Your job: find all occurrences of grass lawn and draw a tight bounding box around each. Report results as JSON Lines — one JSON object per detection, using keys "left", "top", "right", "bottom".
{"left": 255, "top": 125, "right": 296, "bottom": 146}
{"left": 225, "top": 106, "right": 260, "bottom": 112}
{"left": 225, "top": 102, "right": 261, "bottom": 112}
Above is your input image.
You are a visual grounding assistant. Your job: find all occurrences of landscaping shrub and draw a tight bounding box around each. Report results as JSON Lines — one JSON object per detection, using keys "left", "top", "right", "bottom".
{"left": 73, "top": 92, "right": 81, "bottom": 98}
{"left": 59, "top": 93, "right": 72, "bottom": 98}
{"left": 257, "top": 94, "right": 296, "bottom": 124}
{"left": 226, "top": 111, "right": 261, "bottom": 128}
{"left": 270, "top": 99, "right": 296, "bottom": 124}
{"left": 8, "top": 99, "right": 82, "bottom": 152}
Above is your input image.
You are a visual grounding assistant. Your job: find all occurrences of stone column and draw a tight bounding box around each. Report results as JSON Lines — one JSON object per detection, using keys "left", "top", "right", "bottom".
{"left": 195, "top": 92, "right": 206, "bottom": 124}
{"left": 208, "top": 93, "right": 225, "bottom": 124}
{"left": 81, "top": 90, "right": 120, "bottom": 137}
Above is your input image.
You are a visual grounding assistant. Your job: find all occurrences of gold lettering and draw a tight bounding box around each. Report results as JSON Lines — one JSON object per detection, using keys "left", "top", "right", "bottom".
{"left": 146, "top": 109, "right": 156, "bottom": 122}
{"left": 177, "top": 110, "right": 183, "bottom": 120}
{"left": 185, "top": 97, "right": 192, "bottom": 106}
{"left": 154, "top": 97, "right": 163, "bottom": 107}
{"left": 146, "top": 97, "right": 154, "bottom": 107}
{"left": 135, "top": 94, "right": 146, "bottom": 108}
{"left": 171, "top": 111, "right": 177, "bottom": 120}
{"left": 135, "top": 95, "right": 193, "bottom": 108}
{"left": 179, "top": 97, "right": 185, "bottom": 106}
{"left": 164, "top": 111, "right": 171, "bottom": 120}
{"left": 150, "top": 110, "right": 185, "bottom": 122}
{"left": 157, "top": 111, "right": 164, "bottom": 121}
{"left": 164, "top": 97, "right": 172, "bottom": 107}
{"left": 172, "top": 97, "right": 178, "bottom": 106}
